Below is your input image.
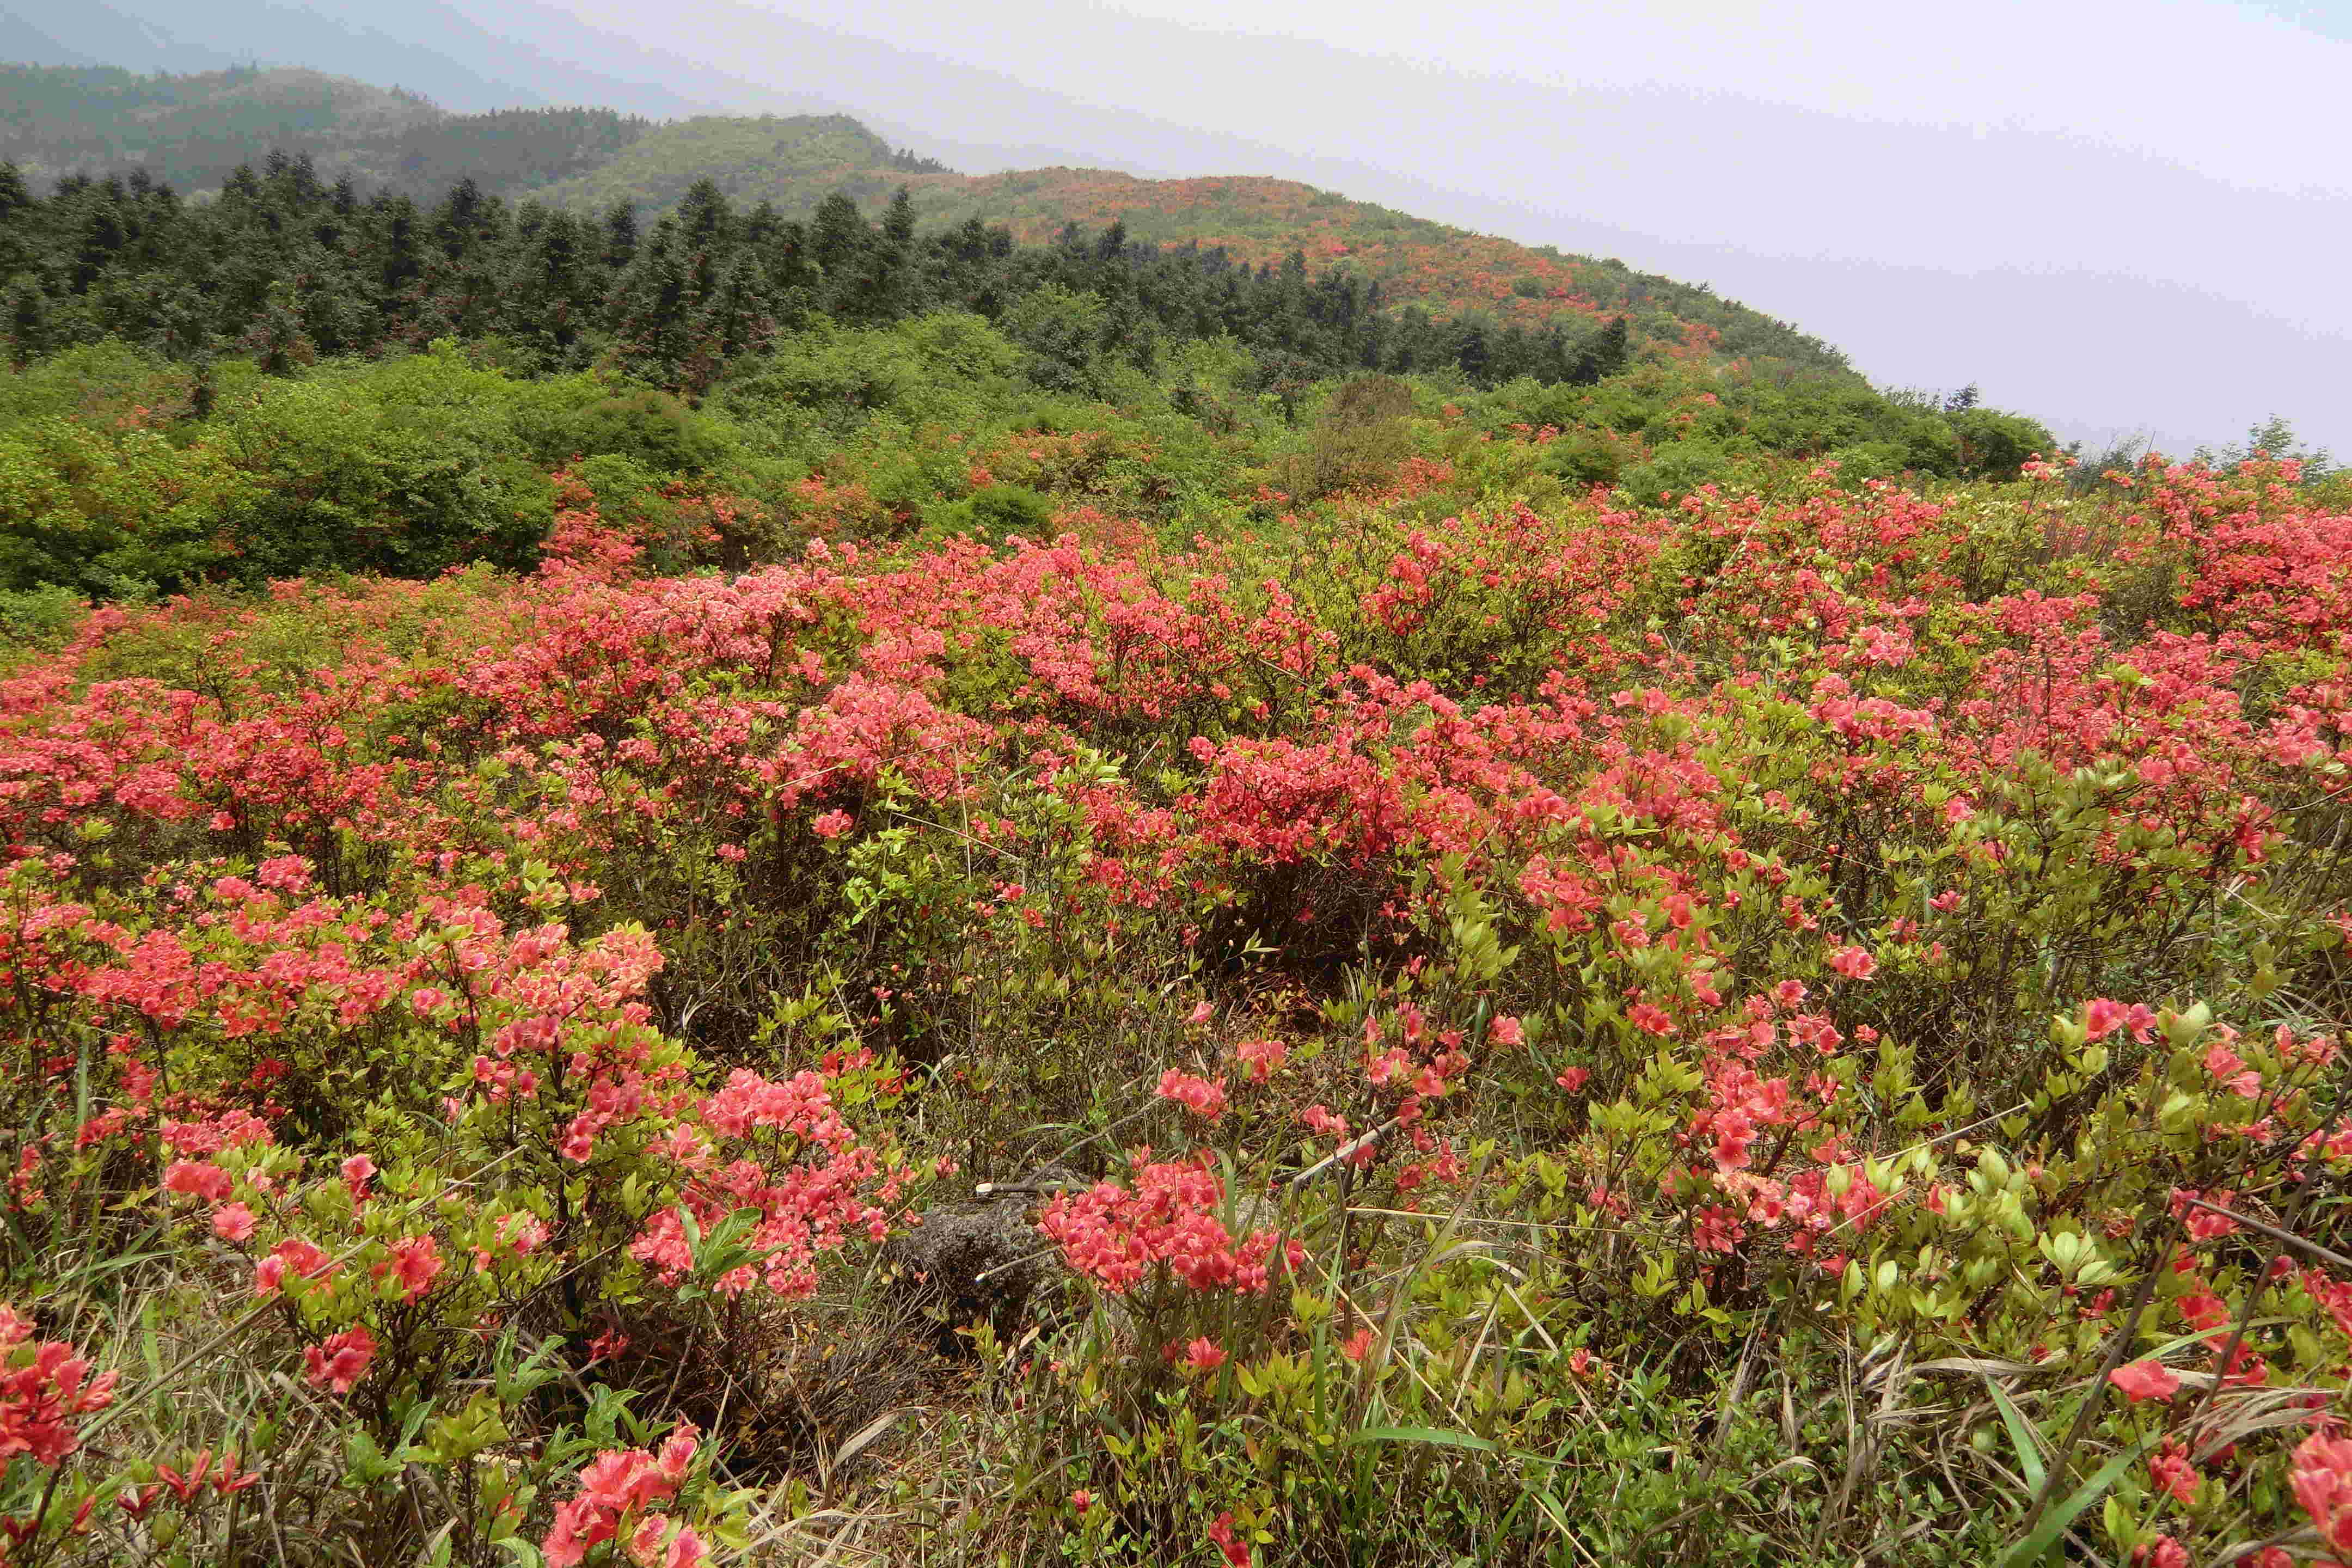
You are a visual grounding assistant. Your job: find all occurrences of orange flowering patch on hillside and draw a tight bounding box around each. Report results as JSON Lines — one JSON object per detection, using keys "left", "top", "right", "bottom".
{"left": 924, "top": 168, "right": 1616, "bottom": 331}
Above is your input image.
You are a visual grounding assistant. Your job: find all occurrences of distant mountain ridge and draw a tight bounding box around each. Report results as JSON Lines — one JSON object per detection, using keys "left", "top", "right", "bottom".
{"left": 0, "top": 64, "right": 650, "bottom": 199}
{"left": 0, "top": 60, "right": 1849, "bottom": 377}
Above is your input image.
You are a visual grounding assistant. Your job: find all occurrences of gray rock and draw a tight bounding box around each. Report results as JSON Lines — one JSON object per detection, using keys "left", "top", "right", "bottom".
{"left": 883, "top": 1164, "right": 1081, "bottom": 1349}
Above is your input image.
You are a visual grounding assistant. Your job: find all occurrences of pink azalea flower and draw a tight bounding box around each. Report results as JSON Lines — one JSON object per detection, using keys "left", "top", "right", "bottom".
{"left": 2108, "top": 1359, "right": 2180, "bottom": 1402}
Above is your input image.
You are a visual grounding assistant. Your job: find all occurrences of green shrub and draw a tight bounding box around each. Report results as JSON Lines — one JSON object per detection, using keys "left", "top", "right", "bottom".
{"left": 1948, "top": 406, "right": 2055, "bottom": 479}
{"left": 922, "top": 482, "right": 1055, "bottom": 547}
{"left": 218, "top": 365, "right": 556, "bottom": 579}
{"left": 0, "top": 415, "right": 256, "bottom": 595}
{"left": 1618, "top": 438, "right": 1731, "bottom": 500}
{"left": 548, "top": 388, "right": 730, "bottom": 474}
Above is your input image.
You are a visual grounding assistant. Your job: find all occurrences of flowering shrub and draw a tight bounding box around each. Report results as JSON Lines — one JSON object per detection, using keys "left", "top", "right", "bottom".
{"left": 0, "top": 412, "right": 2345, "bottom": 1566}
{"left": 1039, "top": 1154, "right": 1294, "bottom": 1297}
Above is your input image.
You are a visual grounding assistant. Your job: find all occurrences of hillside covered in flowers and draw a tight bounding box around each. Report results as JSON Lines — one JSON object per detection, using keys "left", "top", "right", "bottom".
{"left": 0, "top": 138, "right": 2349, "bottom": 1568}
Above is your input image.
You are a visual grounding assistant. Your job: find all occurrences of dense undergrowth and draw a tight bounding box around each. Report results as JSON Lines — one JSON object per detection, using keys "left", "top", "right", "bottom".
{"left": 0, "top": 293, "right": 2347, "bottom": 1568}
{"left": 0, "top": 311, "right": 2049, "bottom": 607}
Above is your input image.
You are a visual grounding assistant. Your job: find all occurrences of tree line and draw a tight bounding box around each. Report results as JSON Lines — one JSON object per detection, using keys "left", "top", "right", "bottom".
{"left": 0, "top": 155, "right": 1638, "bottom": 399}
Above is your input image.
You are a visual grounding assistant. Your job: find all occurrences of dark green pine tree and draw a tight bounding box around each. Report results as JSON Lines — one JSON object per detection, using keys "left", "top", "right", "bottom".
{"left": 686, "top": 252, "right": 774, "bottom": 397}
{"left": 419, "top": 178, "right": 511, "bottom": 340}
{"left": 601, "top": 200, "right": 639, "bottom": 272}
{"left": 874, "top": 185, "right": 920, "bottom": 320}
{"left": 70, "top": 183, "right": 130, "bottom": 292}
{"left": 1452, "top": 320, "right": 1492, "bottom": 384}
{"left": 1569, "top": 316, "right": 1630, "bottom": 385}
{"left": 808, "top": 192, "right": 869, "bottom": 283}
{"left": 242, "top": 278, "right": 315, "bottom": 376}
{"left": 0, "top": 166, "right": 30, "bottom": 283}
{"left": 929, "top": 216, "right": 1008, "bottom": 315}
{"left": 759, "top": 217, "right": 814, "bottom": 319}
{"left": 506, "top": 206, "right": 599, "bottom": 370}
{"left": 676, "top": 178, "right": 734, "bottom": 252}
{"left": 741, "top": 200, "right": 783, "bottom": 250}
{"left": 375, "top": 196, "right": 427, "bottom": 342}
{"left": 812, "top": 191, "right": 899, "bottom": 323}
{"left": 672, "top": 240, "right": 727, "bottom": 400}
{"left": 6, "top": 280, "right": 44, "bottom": 370}
{"left": 612, "top": 217, "right": 695, "bottom": 390}
{"left": 1269, "top": 251, "right": 1313, "bottom": 354}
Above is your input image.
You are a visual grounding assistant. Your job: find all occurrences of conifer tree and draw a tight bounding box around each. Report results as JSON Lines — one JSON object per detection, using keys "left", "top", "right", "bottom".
{"left": 600, "top": 199, "right": 638, "bottom": 272}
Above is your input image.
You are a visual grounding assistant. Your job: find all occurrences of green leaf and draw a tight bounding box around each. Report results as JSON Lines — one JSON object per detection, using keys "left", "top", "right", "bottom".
{"left": 1983, "top": 1377, "right": 2046, "bottom": 1493}
{"left": 1996, "top": 1435, "right": 2161, "bottom": 1567}
{"left": 1346, "top": 1425, "right": 1498, "bottom": 1454}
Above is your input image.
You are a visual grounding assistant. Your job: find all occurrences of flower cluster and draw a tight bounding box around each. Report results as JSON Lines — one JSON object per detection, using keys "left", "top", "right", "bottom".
{"left": 0, "top": 1306, "right": 116, "bottom": 1467}
{"left": 543, "top": 1423, "right": 707, "bottom": 1568}
{"left": 1038, "top": 1155, "right": 1296, "bottom": 1296}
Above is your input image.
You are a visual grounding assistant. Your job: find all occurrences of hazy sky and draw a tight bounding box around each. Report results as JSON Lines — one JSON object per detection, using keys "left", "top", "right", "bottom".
{"left": 19, "top": 0, "right": 2347, "bottom": 453}
{"left": 532, "top": 0, "right": 2350, "bottom": 456}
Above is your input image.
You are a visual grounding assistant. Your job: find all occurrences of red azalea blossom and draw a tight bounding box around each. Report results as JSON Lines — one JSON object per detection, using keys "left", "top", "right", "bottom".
{"left": 303, "top": 1324, "right": 376, "bottom": 1394}
{"left": 2293, "top": 1432, "right": 2352, "bottom": 1556}
{"left": 543, "top": 1422, "right": 699, "bottom": 1568}
{"left": 0, "top": 1306, "right": 117, "bottom": 1466}
{"left": 1232, "top": 1038, "right": 1288, "bottom": 1083}
{"left": 1826, "top": 944, "right": 1876, "bottom": 979}
{"left": 2148, "top": 1441, "right": 2200, "bottom": 1505}
{"left": 2109, "top": 1359, "right": 2182, "bottom": 1402}
{"left": 1155, "top": 1069, "right": 1228, "bottom": 1121}
{"left": 1205, "top": 1511, "right": 1251, "bottom": 1567}
{"left": 1039, "top": 1155, "right": 1293, "bottom": 1296}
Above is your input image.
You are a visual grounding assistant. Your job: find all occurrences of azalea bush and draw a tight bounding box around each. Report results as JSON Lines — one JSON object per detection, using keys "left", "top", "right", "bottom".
{"left": 0, "top": 390, "right": 2344, "bottom": 1568}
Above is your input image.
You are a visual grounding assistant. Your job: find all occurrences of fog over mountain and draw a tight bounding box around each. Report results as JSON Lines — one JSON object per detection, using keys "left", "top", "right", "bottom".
{"left": 8, "top": 0, "right": 2344, "bottom": 454}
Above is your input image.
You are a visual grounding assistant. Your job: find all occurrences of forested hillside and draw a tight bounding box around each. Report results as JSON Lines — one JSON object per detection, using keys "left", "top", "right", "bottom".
{"left": 2, "top": 64, "right": 1841, "bottom": 373}
{"left": 1, "top": 50, "right": 2349, "bottom": 1568}
{"left": 527, "top": 117, "right": 1835, "bottom": 369}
